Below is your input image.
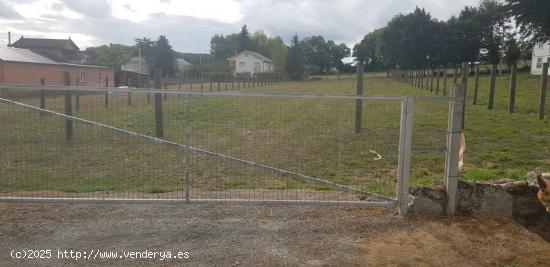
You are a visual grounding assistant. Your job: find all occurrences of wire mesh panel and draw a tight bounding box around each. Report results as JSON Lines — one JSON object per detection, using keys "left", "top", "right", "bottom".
{"left": 0, "top": 86, "right": 410, "bottom": 206}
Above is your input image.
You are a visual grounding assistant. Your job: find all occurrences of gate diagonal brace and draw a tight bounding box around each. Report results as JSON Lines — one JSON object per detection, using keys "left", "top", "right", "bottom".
{"left": 0, "top": 97, "right": 394, "bottom": 202}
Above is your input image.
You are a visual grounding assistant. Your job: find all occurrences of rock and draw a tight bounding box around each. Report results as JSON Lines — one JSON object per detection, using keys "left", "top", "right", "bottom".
{"left": 408, "top": 186, "right": 445, "bottom": 216}
{"left": 526, "top": 170, "right": 541, "bottom": 187}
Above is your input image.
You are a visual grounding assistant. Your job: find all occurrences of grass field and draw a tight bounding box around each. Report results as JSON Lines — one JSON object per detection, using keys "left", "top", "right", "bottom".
{"left": 0, "top": 72, "right": 548, "bottom": 200}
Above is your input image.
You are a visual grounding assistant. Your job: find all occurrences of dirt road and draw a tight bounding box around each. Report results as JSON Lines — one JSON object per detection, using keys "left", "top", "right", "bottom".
{"left": 0, "top": 203, "right": 548, "bottom": 266}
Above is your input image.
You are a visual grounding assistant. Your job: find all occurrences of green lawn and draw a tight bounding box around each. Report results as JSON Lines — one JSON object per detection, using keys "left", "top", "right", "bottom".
{"left": 0, "top": 73, "right": 548, "bottom": 199}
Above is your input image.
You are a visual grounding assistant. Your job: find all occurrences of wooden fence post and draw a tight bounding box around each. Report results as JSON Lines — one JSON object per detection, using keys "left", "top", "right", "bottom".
{"left": 154, "top": 69, "right": 164, "bottom": 138}
{"left": 74, "top": 77, "right": 80, "bottom": 111}
{"left": 355, "top": 63, "right": 364, "bottom": 134}
{"left": 473, "top": 65, "right": 480, "bottom": 105}
{"left": 63, "top": 72, "right": 73, "bottom": 141}
{"left": 443, "top": 68, "right": 448, "bottom": 96}
{"left": 508, "top": 63, "right": 517, "bottom": 113}
{"left": 539, "top": 63, "right": 549, "bottom": 119}
{"left": 163, "top": 75, "right": 168, "bottom": 100}
{"left": 461, "top": 62, "right": 469, "bottom": 130}
{"left": 104, "top": 78, "right": 109, "bottom": 107}
{"left": 210, "top": 72, "right": 213, "bottom": 91}
{"left": 430, "top": 70, "right": 434, "bottom": 92}
{"left": 488, "top": 64, "right": 497, "bottom": 110}
{"left": 444, "top": 83, "right": 465, "bottom": 216}
{"left": 436, "top": 69, "right": 441, "bottom": 95}
{"left": 40, "top": 78, "right": 46, "bottom": 115}
{"left": 200, "top": 73, "right": 204, "bottom": 91}
{"left": 177, "top": 73, "right": 181, "bottom": 99}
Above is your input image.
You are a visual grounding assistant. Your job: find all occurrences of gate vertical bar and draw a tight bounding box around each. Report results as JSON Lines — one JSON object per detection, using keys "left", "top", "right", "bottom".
{"left": 445, "top": 83, "right": 465, "bottom": 216}
{"left": 63, "top": 72, "right": 73, "bottom": 141}
{"left": 154, "top": 69, "right": 164, "bottom": 138}
{"left": 185, "top": 93, "right": 192, "bottom": 202}
{"left": 355, "top": 63, "right": 364, "bottom": 134}
{"left": 397, "top": 96, "right": 414, "bottom": 217}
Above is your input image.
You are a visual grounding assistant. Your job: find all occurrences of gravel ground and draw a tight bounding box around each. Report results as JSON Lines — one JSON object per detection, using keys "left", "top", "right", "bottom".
{"left": 0, "top": 203, "right": 549, "bottom": 266}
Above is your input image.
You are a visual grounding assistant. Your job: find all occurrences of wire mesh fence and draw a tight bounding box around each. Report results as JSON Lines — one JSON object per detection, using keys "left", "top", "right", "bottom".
{"left": 0, "top": 85, "right": 422, "bottom": 208}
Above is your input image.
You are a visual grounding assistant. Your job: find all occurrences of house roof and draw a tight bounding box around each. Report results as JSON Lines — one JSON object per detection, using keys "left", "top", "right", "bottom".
{"left": 11, "top": 37, "right": 80, "bottom": 51}
{"left": 0, "top": 47, "right": 111, "bottom": 69}
{"left": 228, "top": 50, "right": 274, "bottom": 63}
{"left": 0, "top": 47, "right": 58, "bottom": 64}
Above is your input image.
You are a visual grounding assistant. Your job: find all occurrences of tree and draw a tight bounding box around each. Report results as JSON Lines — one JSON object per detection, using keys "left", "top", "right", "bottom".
{"left": 301, "top": 35, "right": 330, "bottom": 73}
{"left": 86, "top": 44, "right": 134, "bottom": 69}
{"left": 152, "top": 35, "right": 176, "bottom": 76}
{"left": 478, "top": 0, "right": 509, "bottom": 65}
{"left": 285, "top": 34, "right": 305, "bottom": 80}
{"left": 327, "top": 41, "right": 350, "bottom": 72}
{"left": 353, "top": 28, "right": 386, "bottom": 71}
{"left": 210, "top": 34, "right": 238, "bottom": 61}
{"left": 237, "top": 25, "right": 253, "bottom": 52}
{"left": 380, "top": 8, "right": 442, "bottom": 69}
{"left": 506, "top": 0, "right": 550, "bottom": 45}
{"left": 504, "top": 37, "right": 521, "bottom": 67}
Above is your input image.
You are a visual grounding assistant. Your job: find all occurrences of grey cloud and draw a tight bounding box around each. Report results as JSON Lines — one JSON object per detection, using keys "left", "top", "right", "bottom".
{"left": 1, "top": 0, "right": 484, "bottom": 52}
{"left": 60, "top": 0, "right": 112, "bottom": 18}
{"left": 0, "top": 0, "right": 23, "bottom": 19}
{"left": 51, "top": 3, "right": 63, "bottom": 11}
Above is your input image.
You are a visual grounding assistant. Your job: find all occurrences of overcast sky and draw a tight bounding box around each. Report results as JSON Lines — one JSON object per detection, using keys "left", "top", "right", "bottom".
{"left": 0, "top": 0, "right": 480, "bottom": 53}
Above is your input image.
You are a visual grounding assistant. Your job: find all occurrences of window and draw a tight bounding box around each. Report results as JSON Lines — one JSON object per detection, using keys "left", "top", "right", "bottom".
{"left": 98, "top": 73, "right": 102, "bottom": 84}
{"left": 239, "top": 62, "right": 245, "bottom": 69}
{"left": 537, "top": 57, "right": 543, "bottom": 68}
{"left": 254, "top": 62, "right": 260, "bottom": 72}
{"left": 80, "top": 72, "right": 85, "bottom": 82}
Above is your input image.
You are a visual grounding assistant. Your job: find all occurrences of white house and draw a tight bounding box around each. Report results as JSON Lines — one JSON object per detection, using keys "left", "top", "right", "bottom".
{"left": 227, "top": 50, "right": 274, "bottom": 74}
{"left": 531, "top": 43, "right": 550, "bottom": 75}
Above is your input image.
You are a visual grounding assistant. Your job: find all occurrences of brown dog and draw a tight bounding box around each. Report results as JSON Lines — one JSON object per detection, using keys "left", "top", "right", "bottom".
{"left": 537, "top": 176, "right": 550, "bottom": 213}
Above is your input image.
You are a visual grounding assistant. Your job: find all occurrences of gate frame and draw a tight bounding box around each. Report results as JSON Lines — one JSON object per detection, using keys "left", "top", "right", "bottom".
{"left": 0, "top": 83, "right": 462, "bottom": 217}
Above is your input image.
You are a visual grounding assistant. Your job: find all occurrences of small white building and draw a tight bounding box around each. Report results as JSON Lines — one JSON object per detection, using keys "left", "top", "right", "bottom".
{"left": 531, "top": 43, "right": 550, "bottom": 75}
{"left": 121, "top": 57, "right": 148, "bottom": 74}
{"left": 176, "top": 58, "right": 192, "bottom": 72}
{"left": 227, "top": 50, "right": 274, "bottom": 74}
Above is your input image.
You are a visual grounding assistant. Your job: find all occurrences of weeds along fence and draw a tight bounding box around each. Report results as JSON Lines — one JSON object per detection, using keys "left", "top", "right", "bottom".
{"left": 0, "top": 81, "right": 432, "bottom": 214}
{"left": 388, "top": 62, "right": 550, "bottom": 119}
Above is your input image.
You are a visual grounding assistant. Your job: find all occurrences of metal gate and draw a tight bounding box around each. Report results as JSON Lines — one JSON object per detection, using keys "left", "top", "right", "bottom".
{"left": 0, "top": 83, "right": 449, "bottom": 216}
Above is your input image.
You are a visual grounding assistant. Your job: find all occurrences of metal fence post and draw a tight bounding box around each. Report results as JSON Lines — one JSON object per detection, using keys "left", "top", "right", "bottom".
{"left": 460, "top": 62, "right": 468, "bottom": 130}
{"left": 445, "top": 83, "right": 465, "bottom": 216}
{"left": 74, "top": 77, "right": 80, "bottom": 111}
{"left": 63, "top": 72, "right": 73, "bottom": 141}
{"left": 397, "top": 96, "right": 414, "bottom": 217}
{"left": 355, "top": 63, "right": 364, "bottom": 134}
{"left": 539, "top": 63, "right": 548, "bottom": 119}
{"left": 154, "top": 69, "right": 164, "bottom": 138}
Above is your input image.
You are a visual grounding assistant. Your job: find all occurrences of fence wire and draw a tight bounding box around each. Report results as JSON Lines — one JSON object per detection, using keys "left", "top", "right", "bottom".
{"left": 0, "top": 86, "right": 406, "bottom": 205}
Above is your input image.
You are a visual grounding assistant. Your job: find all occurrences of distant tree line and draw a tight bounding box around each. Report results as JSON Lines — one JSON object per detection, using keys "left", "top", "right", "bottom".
{"left": 209, "top": 25, "right": 351, "bottom": 80}
{"left": 353, "top": 0, "right": 550, "bottom": 71}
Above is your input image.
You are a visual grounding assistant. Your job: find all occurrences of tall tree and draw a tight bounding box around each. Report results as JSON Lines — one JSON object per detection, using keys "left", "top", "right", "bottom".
{"left": 506, "top": 0, "right": 550, "bottom": 45}
{"left": 86, "top": 44, "right": 134, "bottom": 69}
{"left": 237, "top": 25, "right": 253, "bottom": 52}
{"left": 301, "top": 35, "right": 330, "bottom": 73}
{"left": 285, "top": 34, "right": 305, "bottom": 80}
{"left": 380, "top": 8, "right": 442, "bottom": 69}
{"left": 152, "top": 35, "right": 176, "bottom": 76}
{"left": 353, "top": 28, "right": 386, "bottom": 70}
{"left": 327, "top": 41, "right": 350, "bottom": 72}
{"left": 478, "top": 0, "right": 509, "bottom": 65}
